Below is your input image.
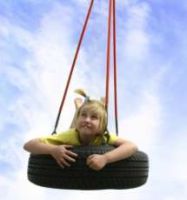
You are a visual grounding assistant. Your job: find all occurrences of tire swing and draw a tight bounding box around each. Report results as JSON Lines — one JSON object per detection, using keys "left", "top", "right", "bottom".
{"left": 27, "top": 0, "right": 149, "bottom": 190}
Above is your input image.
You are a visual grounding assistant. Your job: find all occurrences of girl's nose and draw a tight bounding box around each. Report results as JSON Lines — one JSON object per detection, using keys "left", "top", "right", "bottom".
{"left": 85, "top": 117, "right": 91, "bottom": 122}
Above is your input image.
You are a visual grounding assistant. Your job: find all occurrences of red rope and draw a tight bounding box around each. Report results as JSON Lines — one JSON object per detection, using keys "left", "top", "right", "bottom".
{"left": 105, "top": 0, "right": 119, "bottom": 134}
{"left": 105, "top": 0, "right": 112, "bottom": 111}
{"left": 52, "top": 0, "right": 94, "bottom": 134}
{"left": 112, "top": 0, "right": 119, "bottom": 135}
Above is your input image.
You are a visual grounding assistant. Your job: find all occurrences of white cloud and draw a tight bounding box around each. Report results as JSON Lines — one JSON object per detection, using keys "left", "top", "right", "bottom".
{"left": 122, "top": 2, "right": 151, "bottom": 63}
{"left": 119, "top": 90, "right": 161, "bottom": 151}
{"left": 0, "top": 171, "right": 46, "bottom": 200}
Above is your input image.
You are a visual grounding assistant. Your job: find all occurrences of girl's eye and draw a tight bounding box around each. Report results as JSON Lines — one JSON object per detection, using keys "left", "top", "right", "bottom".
{"left": 80, "top": 112, "right": 87, "bottom": 117}
{"left": 91, "top": 115, "right": 98, "bottom": 119}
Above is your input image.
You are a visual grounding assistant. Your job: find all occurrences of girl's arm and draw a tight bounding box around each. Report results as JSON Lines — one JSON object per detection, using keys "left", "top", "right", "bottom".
{"left": 104, "top": 138, "right": 138, "bottom": 163}
{"left": 24, "top": 139, "right": 78, "bottom": 168}
{"left": 24, "top": 138, "right": 58, "bottom": 154}
{"left": 87, "top": 138, "right": 138, "bottom": 171}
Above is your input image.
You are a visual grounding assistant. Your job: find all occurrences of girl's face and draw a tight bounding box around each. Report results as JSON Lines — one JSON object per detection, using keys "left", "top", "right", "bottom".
{"left": 76, "top": 108, "right": 100, "bottom": 141}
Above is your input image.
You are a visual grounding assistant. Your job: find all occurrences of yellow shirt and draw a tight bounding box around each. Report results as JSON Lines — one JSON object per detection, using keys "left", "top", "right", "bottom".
{"left": 40, "top": 129, "right": 118, "bottom": 146}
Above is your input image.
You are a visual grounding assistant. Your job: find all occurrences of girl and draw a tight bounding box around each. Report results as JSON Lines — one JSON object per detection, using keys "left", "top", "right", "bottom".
{"left": 24, "top": 92, "right": 137, "bottom": 171}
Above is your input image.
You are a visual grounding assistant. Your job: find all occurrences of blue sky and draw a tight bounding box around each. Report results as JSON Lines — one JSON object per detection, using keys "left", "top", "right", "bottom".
{"left": 0, "top": 0, "right": 187, "bottom": 199}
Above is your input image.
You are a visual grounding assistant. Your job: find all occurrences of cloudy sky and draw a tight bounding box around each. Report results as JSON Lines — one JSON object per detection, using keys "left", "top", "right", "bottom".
{"left": 0, "top": 0, "right": 187, "bottom": 199}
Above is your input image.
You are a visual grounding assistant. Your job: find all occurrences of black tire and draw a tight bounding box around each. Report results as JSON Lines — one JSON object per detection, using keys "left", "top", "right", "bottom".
{"left": 27, "top": 145, "right": 149, "bottom": 190}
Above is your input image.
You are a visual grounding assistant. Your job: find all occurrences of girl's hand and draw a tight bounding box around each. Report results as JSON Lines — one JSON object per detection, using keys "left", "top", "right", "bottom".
{"left": 50, "top": 145, "right": 78, "bottom": 168}
{"left": 86, "top": 154, "right": 107, "bottom": 171}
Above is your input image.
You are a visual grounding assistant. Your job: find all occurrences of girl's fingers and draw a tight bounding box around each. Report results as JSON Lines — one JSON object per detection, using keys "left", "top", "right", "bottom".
{"left": 67, "top": 150, "right": 78, "bottom": 158}
{"left": 86, "top": 156, "right": 95, "bottom": 165}
{"left": 61, "top": 159, "right": 71, "bottom": 167}
{"left": 64, "top": 145, "right": 78, "bottom": 157}
{"left": 58, "top": 153, "right": 78, "bottom": 167}
{"left": 64, "top": 154, "right": 76, "bottom": 162}
{"left": 58, "top": 157, "right": 71, "bottom": 167}
{"left": 57, "top": 160, "right": 64, "bottom": 168}
{"left": 87, "top": 154, "right": 96, "bottom": 163}
{"left": 55, "top": 145, "right": 78, "bottom": 168}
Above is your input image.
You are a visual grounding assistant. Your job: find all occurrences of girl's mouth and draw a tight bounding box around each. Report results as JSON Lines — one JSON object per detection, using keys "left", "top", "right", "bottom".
{"left": 81, "top": 123, "right": 92, "bottom": 128}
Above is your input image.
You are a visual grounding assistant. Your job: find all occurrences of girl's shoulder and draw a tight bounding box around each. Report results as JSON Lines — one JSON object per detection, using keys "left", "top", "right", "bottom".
{"left": 58, "top": 128, "right": 78, "bottom": 135}
{"left": 57, "top": 129, "right": 81, "bottom": 145}
{"left": 107, "top": 132, "right": 118, "bottom": 144}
